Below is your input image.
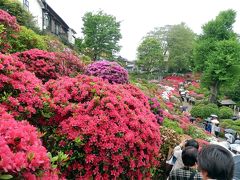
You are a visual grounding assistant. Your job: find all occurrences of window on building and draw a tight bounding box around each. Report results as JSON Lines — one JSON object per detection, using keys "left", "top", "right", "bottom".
{"left": 23, "top": 0, "right": 29, "bottom": 11}
{"left": 43, "top": 13, "right": 50, "bottom": 30}
{"left": 56, "top": 24, "right": 59, "bottom": 35}
{"left": 51, "top": 19, "right": 55, "bottom": 33}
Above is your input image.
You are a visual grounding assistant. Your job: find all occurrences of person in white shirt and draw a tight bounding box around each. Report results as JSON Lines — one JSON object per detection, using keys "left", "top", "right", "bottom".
{"left": 171, "top": 139, "right": 199, "bottom": 171}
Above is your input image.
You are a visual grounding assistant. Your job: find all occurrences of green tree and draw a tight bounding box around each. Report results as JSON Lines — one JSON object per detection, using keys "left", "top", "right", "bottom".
{"left": 75, "top": 38, "right": 84, "bottom": 53}
{"left": 81, "top": 11, "right": 122, "bottom": 60}
{"left": 147, "top": 23, "right": 196, "bottom": 73}
{"left": 221, "top": 71, "right": 240, "bottom": 103}
{"left": 194, "top": 9, "right": 240, "bottom": 103}
{"left": 136, "top": 37, "right": 163, "bottom": 73}
{"left": 167, "top": 23, "right": 196, "bottom": 73}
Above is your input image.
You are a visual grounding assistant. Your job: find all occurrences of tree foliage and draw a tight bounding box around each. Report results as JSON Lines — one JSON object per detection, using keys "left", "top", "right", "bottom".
{"left": 10, "top": 26, "right": 47, "bottom": 52}
{"left": 81, "top": 11, "right": 122, "bottom": 60}
{"left": 167, "top": 24, "right": 196, "bottom": 73}
{"left": 147, "top": 23, "right": 196, "bottom": 73}
{"left": 136, "top": 37, "right": 163, "bottom": 73}
{"left": 194, "top": 9, "right": 240, "bottom": 103}
{"left": 220, "top": 70, "right": 240, "bottom": 103}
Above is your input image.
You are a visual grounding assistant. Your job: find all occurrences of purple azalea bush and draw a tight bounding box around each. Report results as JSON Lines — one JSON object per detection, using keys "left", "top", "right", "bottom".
{"left": 85, "top": 60, "right": 129, "bottom": 84}
{"left": 148, "top": 97, "right": 164, "bottom": 124}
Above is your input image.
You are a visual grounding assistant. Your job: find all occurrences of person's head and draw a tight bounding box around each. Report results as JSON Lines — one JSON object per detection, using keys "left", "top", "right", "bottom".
{"left": 182, "top": 146, "right": 198, "bottom": 167}
{"left": 185, "top": 139, "right": 199, "bottom": 150}
{"left": 198, "top": 144, "right": 234, "bottom": 180}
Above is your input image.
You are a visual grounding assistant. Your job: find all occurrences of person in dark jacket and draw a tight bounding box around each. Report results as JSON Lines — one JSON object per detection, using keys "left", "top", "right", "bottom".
{"left": 198, "top": 144, "right": 234, "bottom": 180}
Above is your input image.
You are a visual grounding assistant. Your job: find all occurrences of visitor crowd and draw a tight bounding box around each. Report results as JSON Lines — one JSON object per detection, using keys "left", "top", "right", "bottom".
{"left": 167, "top": 139, "right": 236, "bottom": 180}
{"left": 178, "top": 81, "right": 196, "bottom": 106}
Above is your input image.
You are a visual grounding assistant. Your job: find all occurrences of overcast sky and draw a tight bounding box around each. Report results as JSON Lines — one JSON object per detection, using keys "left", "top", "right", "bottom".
{"left": 46, "top": 0, "right": 240, "bottom": 61}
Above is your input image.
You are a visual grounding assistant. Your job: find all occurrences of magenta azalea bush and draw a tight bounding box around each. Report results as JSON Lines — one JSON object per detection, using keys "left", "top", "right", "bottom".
{"left": 0, "top": 53, "right": 52, "bottom": 121}
{"left": 14, "top": 49, "right": 85, "bottom": 82}
{"left": 148, "top": 97, "right": 164, "bottom": 124}
{"left": 85, "top": 60, "right": 128, "bottom": 84}
{"left": 0, "top": 106, "right": 58, "bottom": 179}
{"left": 0, "top": 9, "right": 20, "bottom": 53}
{"left": 44, "top": 75, "right": 161, "bottom": 179}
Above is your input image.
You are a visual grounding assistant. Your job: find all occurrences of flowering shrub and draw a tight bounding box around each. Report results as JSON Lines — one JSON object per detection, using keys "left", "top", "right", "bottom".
{"left": 162, "top": 110, "right": 175, "bottom": 120}
{"left": 0, "top": 9, "right": 20, "bottom": 53}
{"left": 153, "top": 126, "right": 180, "bottom": 178}
{"left": 148, "top": 97, "right": 164, "bottom": 124}
{"left": 43, "top": 35, "right": 67, "bottom": 52}
{"left": 15, "top": 49, "right": 85, "bottom": 82}
{"left": 184, "top": 125, "right": 209, "bottom": 141}
{"left": 163, "top": 75, "right": 185, "bottom": 89}
{"left": 195, "top": 138, "right": 209, "bottom": 150}
{"left": 0, "top": 53, "right": 51, "bottom": 120}
{"left": 0, "top": 107, "right": 55, "bottom": 179}
{"left": 85, "top": 60, "right": 128, "bottom": 84}
{"left": 55, "top": 50, "right": 85, "bottom": 76}
{"left": 45, "top": 75, "right": 161, "bottom": 179}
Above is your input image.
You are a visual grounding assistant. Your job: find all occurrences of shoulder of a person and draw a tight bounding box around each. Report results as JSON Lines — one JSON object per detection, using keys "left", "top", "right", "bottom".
{"left": 170, "top": 168, "right": 182, "bottom": 176}
{"left": 173, "top": 149, "right": 182, "bottom": 158}
{"left": 173, "top": 145, "right": 182, "bottom": 151}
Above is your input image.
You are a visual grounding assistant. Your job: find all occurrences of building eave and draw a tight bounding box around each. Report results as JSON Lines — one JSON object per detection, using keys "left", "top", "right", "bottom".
{"left": 42, "top": 1, "right": 70, "bottom": 29}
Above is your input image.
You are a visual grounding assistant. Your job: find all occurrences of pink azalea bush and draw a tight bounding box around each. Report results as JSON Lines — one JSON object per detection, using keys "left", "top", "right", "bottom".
{"left": 14, "top": 49, "right": 85, "bottom": 82}
{"left": 0, "top": 107, "right": 57, "bottom": 179}
{"left": 148, "top": 97, "right": 164, "bottom": 124}
{"left": 0, "top": 9, "right": 20, "bottom": 53}
{"left": 85, "top": 60, "right": 128, "bottom": 84}
{"left": 55, "top": 50, "right": 85, "bottom": 76}
{"left": 45, "top": 75, "right": 161, "bottom": 179}
{"left": 0, "top": 53, "right": 51, "bottom": 120}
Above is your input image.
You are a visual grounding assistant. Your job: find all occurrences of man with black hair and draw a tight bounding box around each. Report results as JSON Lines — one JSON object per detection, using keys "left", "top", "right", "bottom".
{"left": 169, "top": 146, "right": 202, "bottom": 179}
{"left": 171, "top": 139, "right": 199, "bottom": 171}
{"left": 198, "top": 144, "right": 234, "bottom": 180}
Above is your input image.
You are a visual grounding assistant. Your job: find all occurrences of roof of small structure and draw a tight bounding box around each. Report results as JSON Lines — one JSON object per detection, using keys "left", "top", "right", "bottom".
{"left": 219, "top": 99, "right": 236, "bottom": 105}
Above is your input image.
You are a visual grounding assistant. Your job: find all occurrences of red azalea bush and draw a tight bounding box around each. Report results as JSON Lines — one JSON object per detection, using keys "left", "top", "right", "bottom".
{"left": 0, "top": 9, "right": 20, "bottom": 53}
{"left": 85, "top": 60, "right": 128, "bottom": 84}
{"left": 0, "top": 53, "right": 51, "bottom": 120}
{"left": 195, "top": 138, "right": 209, "bottom": 150}
{"left": 163, "top": 76, "right": 185, "bottom": 88}
{"left": 14, "top": 49, "right": 85, "bottom": 82}
{"left": 55, "top": 50, "right": 85, "bottom": 76}
{"left": 0, "top": 107, "right": 56, "bottom": 179}
{"left": 45, "top": 75, "right": 161, "bottom": 179}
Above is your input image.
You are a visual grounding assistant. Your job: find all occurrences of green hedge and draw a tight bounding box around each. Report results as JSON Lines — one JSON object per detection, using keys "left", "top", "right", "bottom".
{"left": 10, "top": 26, "right": 47, "bottom": 52}
{"left": 190, "top": 103, "right": 219, "bottom": 119}
{"left": 220, "top": 119, "right": 240, "bottom": 133}
{"left": 219, "top": 107, "right": 233, "bottom": 119}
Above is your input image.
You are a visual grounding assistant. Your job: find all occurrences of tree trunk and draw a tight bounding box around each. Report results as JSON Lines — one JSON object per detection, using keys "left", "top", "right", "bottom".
{"left": 93, "top": 54, "right": 97, "bottom": 61}
{"left": 209, "top": 81, "right": 219, "bottom": 103}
